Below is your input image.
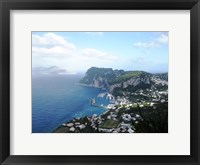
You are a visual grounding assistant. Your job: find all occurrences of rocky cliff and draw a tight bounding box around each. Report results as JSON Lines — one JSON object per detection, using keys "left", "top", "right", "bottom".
{"left": 79, "top": 67, "right": 168, "bottom": 94}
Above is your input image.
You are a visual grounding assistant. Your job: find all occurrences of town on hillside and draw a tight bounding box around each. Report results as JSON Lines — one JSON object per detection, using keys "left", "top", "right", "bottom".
{"left": 53, "top": 67, "right": 168, "bottom": 133}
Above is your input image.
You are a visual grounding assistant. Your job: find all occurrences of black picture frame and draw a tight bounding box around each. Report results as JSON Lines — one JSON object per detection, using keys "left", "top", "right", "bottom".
{"left": 0, "top": 0, "right": 200, "bottom": 164}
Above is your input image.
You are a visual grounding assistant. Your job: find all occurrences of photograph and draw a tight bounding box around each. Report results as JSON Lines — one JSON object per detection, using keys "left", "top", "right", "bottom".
{"left": 32, "top": 31, "right": 168, "bottom": 133}
{"left": 2, "top": 0, "right": 199, "bottom": 164}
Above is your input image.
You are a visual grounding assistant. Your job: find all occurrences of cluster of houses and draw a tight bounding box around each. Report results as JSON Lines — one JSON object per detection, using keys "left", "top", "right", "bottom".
{"left": 61, "top": 102, "right": 144, "bottom": 133}
{"left": 57, "top": 86, "right": 168, "bottom": 133}
{"left": 62, "top": 122, "right": 86, "bottom": 132}
{"left": 120, "top": 87, "right": 168, "bottom": 105}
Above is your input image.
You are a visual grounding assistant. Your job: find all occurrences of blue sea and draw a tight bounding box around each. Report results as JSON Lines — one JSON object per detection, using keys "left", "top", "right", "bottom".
{"left": 32, "top": 75, "right": 110, "bottom": 133}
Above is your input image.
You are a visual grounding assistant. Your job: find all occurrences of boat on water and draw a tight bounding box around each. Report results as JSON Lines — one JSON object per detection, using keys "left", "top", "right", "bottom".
{"left": 89, "top": 98, "right": 105, "bottom": 108}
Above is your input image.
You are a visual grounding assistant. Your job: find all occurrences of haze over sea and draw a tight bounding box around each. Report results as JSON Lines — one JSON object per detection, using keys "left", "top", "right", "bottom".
{"left": 32, "top": 75, "right": 109, "bottom": 133}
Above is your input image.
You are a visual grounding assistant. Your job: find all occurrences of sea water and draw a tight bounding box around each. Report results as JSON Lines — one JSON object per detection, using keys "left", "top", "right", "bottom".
{"left": 32, "top": 75, "right": 110, "bottom": 133}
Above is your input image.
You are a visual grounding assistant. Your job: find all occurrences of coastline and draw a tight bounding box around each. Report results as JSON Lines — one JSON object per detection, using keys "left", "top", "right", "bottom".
{"left": 51, "top": 73, "right": 168, "bottom": 133}
{"left": 52, "top": 90, "right": 117, "bottom": 133}
{"left": 53, "top": 94, "right": 168, "bottom": 133}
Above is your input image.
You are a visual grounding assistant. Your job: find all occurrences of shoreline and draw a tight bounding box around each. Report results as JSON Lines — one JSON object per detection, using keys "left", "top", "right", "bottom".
{"left": 53, "top": 101, "right": 168, "bottom": 133}
{"left": 52, "top": 96, "right": 118, "bottom": 133}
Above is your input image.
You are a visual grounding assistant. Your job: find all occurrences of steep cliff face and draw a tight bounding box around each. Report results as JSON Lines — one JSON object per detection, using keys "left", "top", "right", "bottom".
{"left": 79, "top": 67, "right": 168, "bottom": 93}
{"left": 91, "top": 75, "right": 110, "bottom": 89}
{"left": 109, "top": 76, "right": 152, "bottom": 93}
{"left": 79, "top": 67, "right": 123, "bottom": 89}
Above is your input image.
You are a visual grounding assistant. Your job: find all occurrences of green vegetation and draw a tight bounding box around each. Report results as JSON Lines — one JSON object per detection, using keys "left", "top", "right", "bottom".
{"left": 100, "top": 120, "right": 119, "bottom": 129}
{"left": 133, "top": 104, "right": 168, "bottom": 133}
{"left": 114, "top": 102, "right": 168, "bottom": 133}
{"left": 54, "top": 126, "right": 69, "bottom": 133}
{"left": 53, "top": 102, "right": 168, "bottom": 133}
{"left": 111, "top": 71, "right": 144, "bottom": 84}
{"left": 112, "top": 83, "right": 151, "bottom": 97}
{"left": 112, "top": 87, "right": 124, "bottom": 96}
{"left": 79, "top": 67, "right": 152, "bottom": 86}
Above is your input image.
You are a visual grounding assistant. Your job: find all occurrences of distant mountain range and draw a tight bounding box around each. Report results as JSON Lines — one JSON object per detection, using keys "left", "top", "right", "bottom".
{"left": 79, "top": 67, "right": 168, "bottom": 96}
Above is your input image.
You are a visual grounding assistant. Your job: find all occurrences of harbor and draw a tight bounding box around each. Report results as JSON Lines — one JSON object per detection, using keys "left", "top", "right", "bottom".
{"left": 89, "top": 92, "right": 116, "bottom": 108}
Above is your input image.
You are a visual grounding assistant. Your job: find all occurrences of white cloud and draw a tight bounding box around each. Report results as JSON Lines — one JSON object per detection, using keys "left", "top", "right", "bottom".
{"left": 32, "top": 32, "right": 76, "bottom": 49}
{"left": 133, "top": 33, "right": 168, "bottom": 49}
{"left": 81, "top": 48, "right": 118, "bottom": 60}
{"left": 32, "top": 32, "right": 118, "bottom": 72}
{"left": 32, "top": 32, "right": 76, "bottom": 58}
{"left": 157, "top": 34, "right": 168, "bottom": 44}
{"left": 32, "top": 66, "right": 76, "bottom": 76}
{"left": 133, "top": 42, "right": 158, "bottom": 49}
{"left": 32, "top": 46, "right": 74, "bottom": 56}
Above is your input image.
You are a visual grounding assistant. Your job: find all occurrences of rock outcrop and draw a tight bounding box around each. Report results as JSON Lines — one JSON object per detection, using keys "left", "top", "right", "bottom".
{"left": 79, "top": 67, "right": 168, "bottom": 94}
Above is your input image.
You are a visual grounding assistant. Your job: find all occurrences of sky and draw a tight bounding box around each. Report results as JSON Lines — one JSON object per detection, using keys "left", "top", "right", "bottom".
{"left": 32, "top": 31, "right": 168, "bottom": 75}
